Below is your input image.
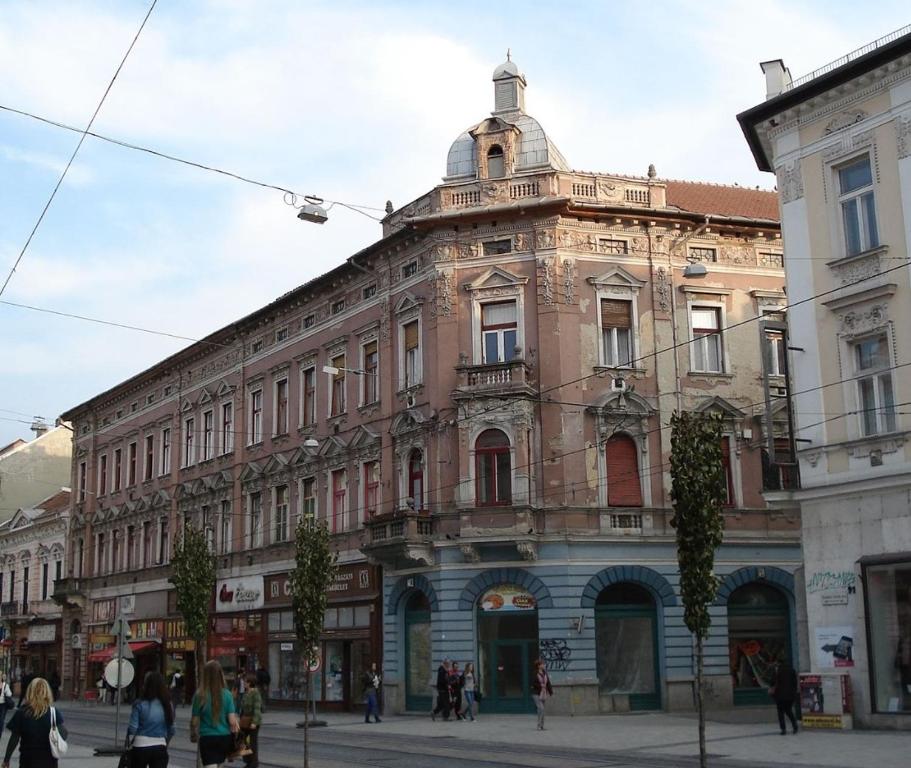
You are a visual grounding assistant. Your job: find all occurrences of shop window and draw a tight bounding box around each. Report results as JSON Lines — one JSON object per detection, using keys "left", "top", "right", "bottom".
{"left": 487, "top": 145, "right": 505, "bottom": 178}
{"left": 691, "top": 306, "right": 724, "bottom": 373}
{"left": 728, "top": 583, "right": 790, "bottom": 706}
{"left": 600, "top": 299, "right": 633, "bottom": 368}
{"left": 408, "top": 450, "right": 423, "bottom": 510}
{"left": 854, "top": 334, "right": 896, "bottom": 436}
{"left": 865, "top": 561, "right": 911, "bottom": 712}
{"left": 838, "top": 155, "right": 878, "bottom": 256}
{"left": 475, "top": 429, "right": 511, "bottom": 506}
{"left": 481, "top": 301, "right": 518, "bottom": 364}
{"left": 606, "top": 434, "right": 642, "bottom": 507}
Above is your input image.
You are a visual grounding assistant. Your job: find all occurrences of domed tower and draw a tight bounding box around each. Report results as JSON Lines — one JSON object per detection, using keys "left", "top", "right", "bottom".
{"left": 445, "top": 54, "right": 569, "bottom": 183}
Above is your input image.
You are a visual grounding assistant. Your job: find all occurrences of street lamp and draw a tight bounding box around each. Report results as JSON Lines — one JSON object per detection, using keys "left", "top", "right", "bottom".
{"left": 683, "top": 260, "right": 708, "bottom": 278}
{"left": 296, "top": 195, "right": 329, "bottom": 225}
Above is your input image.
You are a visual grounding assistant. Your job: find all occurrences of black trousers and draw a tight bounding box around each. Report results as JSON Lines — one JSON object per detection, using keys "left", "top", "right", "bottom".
{"left": 130, "top": 745, "right": 169, "bottom": 768}
{"left": 776, "top": 700, "right": 797, "bottom": 733}
{"left": 432, "top": 691, "right": 450, "bottom": 718}
{"left": 242, "top": 727, "right": 259, "bottom": 768}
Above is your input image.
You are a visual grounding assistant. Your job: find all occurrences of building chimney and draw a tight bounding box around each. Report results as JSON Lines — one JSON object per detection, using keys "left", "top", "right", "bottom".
{"left": 30, "top": 420, "right": 49, "bottom": 438}
{"left": 760, "top": 59, "right": 792, "bottom": 99}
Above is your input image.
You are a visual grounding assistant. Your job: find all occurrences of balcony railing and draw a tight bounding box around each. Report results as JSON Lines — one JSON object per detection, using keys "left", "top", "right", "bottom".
{"left": 51, "top": 577, "right": 87, "bottom": 608}
{"left": 454, "top": 359, "right": 534, "bottom": 397}
{"left": 0, "top": 601, "right": 25, "bottom": 617}
{"left": 361, "top": 511, "right": 435, "bottom": 567}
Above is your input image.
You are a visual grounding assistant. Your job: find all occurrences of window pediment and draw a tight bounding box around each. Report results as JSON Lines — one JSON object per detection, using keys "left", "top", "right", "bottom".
{"left": 695, "top": 396, "right": 745, "bottom": 421}
{"left": 463, "top": 266, "right": 528, "bottom": 294}
{"left": 587, "top": 266, "right": 646, "bottom": 291}
{"left": 394, "top": 293, "right": 424, "bottom": 315}
{"left": 238, "top": 462, "right": 264, "bottom": 484}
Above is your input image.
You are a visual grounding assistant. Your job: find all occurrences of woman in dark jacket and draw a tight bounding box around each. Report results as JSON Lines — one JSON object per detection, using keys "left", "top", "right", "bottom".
{"left": 771, "top": 662, "right": 799, "bottom": 735}
{"left": 531, "top": 660, "right": 553, "bottom": 731}
{"left": 2, "top": 677, "right": 65, "bottom": 768}
{"left": 127, "top": 672, "right": 175, "bottom": 768}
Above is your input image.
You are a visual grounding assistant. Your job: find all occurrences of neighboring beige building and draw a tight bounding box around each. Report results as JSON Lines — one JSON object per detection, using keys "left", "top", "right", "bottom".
{"left": 0, "top": 425, "right": 72, "bottom": 524}
{"left": 740, "top": 26, "right": 911, "bottom": 727}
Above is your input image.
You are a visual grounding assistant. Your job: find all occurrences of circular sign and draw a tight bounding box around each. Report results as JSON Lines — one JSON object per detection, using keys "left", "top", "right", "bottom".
{"left": 480, "top": 584, "right": 537, "bottom": 612}
{"left": 309, "top": 648, "right": 321, "bottom": 672}
{"left": 104, "top": 658, "right": 135, "bottom": 689}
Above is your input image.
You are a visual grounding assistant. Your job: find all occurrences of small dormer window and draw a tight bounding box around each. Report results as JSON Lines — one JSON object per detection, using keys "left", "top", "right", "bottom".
{"left": 487, "top": 145, "right": 505, "bottom": 179}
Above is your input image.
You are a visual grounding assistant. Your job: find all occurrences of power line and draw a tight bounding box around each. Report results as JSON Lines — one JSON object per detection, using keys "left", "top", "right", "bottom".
{"left": 0, "top": 0, "right": 158, "bottom": 299}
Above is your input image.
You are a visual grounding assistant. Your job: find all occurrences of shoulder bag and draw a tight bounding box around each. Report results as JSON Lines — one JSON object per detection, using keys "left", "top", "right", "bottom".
{"left": 49, "top": 707, "right": 68, "bottom": 758}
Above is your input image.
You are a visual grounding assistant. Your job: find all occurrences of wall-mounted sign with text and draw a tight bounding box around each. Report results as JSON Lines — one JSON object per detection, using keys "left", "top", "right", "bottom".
{"left": 216, "top": 576, "right": 264, "bottom": 613}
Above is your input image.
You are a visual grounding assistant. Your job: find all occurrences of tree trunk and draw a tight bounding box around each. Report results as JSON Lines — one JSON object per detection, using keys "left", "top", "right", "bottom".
{"left": 696, "top": 634, "right": 706, "bottom": 768}
{"left": 303, "top": 667, "right": 310, "bottom": 768}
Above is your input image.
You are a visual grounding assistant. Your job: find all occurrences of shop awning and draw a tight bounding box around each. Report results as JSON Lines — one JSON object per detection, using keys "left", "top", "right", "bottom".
{"left": 87, "top": 640, "right": 160, "bottom": 664}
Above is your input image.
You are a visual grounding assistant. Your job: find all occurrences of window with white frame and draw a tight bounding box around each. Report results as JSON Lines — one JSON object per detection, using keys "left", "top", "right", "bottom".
{"left": 300, "top": 477, "right": 317, "bottom": 522}
{"left": 220, "top": 401, "right": 233, "bottom": 454}
{"left": 330, "top": 354, "right": 346, "bottom": 416}
{"left": 142, "top": 521, "right": 152, "bottom": 567}
{"left": 691, "top": 306, "right": 724, "bottom": 373}
{"left": 219, "top": 500, "right": 232, "bottom": 554}
{"left": 274, "top": 377, "right": 289, "bottom": 435}
{"left": 113, "top": 448, "right": 122, "bottom": 492}
{"left": 144, "top": 434, "right": 154, "bottom": 481}
{"left": 128, "top": 441, "right": 137, "bottom": 485}
{"left": 481, "top": 301, "right": 518, "bottom": 363}
{"left": 362, "top": 340, "right": 379, "bottom": 404}
{"left": 274, "top": 485, "right": 290, "bottom": 542}
{"left": 331, "top": 469, "right": 347, "bottom": 532}
{"left": 854, "top": 334, "right": 896, "bottom": 436}
{"left": 402, "top": 321, "right": 421, "bottom": 388}
{"left": 202, "top": 410, "right": 214, "bottom": 460}
{"left": 301, "top": 366, "right": 316, "bottom": 426}
{"left": 111, "top": 530, "right": 121, "bottom": 574}
{"left": 183, "top": 417, "right": 195, "bottom": 466}
{"left": 160, "top": 427, "right": 171, "bottom": 476}
{"left": 158, "top": 517, "right": 169, "bottom": 564}
{"left": 249, "top": 388, "right": 263, "bottom": 443}
{"left": 363, "top": 461, "right": 380, "bottom": 519}
{"left": 764, "top": 329, "right": 787, "bottom": 377}
{"left": 248, "top": 491, "right": 263, "bottom": 548}
{"left": 600, "top": 299, "right": 633, "bottom": 367}
{"left": 838, "top": 156, "right": 879, "bottom": 257}
{"left": 99, "top": 453, "right": 108, "bottom": 495}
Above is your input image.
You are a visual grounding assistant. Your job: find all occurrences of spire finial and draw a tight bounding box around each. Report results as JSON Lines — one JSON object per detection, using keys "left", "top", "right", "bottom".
{"left": 506, "top": 48, "right": 511, "bottom": 62}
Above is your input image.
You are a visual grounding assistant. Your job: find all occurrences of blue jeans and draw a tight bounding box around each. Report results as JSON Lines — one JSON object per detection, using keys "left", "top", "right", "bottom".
{"left": 463, "top": 690, "right": 476, "bottom": 719}
{"left": 365, "top": 691, "right": 380, "bottom": 721}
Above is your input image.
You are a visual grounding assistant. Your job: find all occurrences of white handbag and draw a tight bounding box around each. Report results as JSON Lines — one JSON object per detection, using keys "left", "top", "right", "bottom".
{"left": 49, "top": 706, "right": 68, "bottom": 758}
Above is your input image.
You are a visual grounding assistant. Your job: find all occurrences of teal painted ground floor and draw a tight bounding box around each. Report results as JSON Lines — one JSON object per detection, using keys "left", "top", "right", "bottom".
{"left": 379, "top": 541, "right": 801, "bottom": 715}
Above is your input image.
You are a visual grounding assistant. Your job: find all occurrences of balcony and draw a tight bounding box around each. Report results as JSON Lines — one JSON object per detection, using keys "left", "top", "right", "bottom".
{"left": 0, "top": 601, "right": 26, "bottom": 618}
{"left": 51, "top": 577, "right": 87, "bottom": 610}
{"left": 361, "top": 511, "right": 435, "bottom": 568}
{"left": 29, "top": 599, "right": 61, "bottom": 618}
{"left": 453, "top": 359, "right": 535, "bottom": 399}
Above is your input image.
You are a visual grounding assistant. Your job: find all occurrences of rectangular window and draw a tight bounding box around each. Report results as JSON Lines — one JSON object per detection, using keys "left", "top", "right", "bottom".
{"left": 8, "top": 571, "right": 14, "bottom": 603}
{"left": 722, "top": 436, "right": 735, "bottom": 507}
{"left": 128, "top": 441, "right": 137, "bottom": 485}
{"left": 219, "top": 500, "right": 232, "bottom": 554}
{"left": 403, "top": 321, "right": 421, "bottom": 387}
{"left": 301, "top": 367, "right": 316, "bottom": 426}
{"left": 689, "top": 246, "right": 717, "bottom": 263}
{"left": 864, "top": 560, "right": 911, "bottom": 713}
{"left": 183, "top": 417, "right": 195, "bottom": 466}
{"left": 854, "top": 334, "right": 896, "bottom": 436}
{"left": 202, "top": 411, "right": 214, "bottom": 460}
{"left": 158, "top": 518, "right": 169, "bottom": 564}
{"left": 220, "top": 402, "right": 233, "bottom": 455}
{"left": 363, "top": 283, "right": 377, "bottom": 299}
{"left": 481, "top": 301, "right": 518, "bottom": 364}
{"left": 99, "top": 454, "right": 108, "bottom": 496}
{"left": 41, "top": 562, "right": 49, "bottom": 600}
{"left": 402, "top": 261, "right": 417, "bottom": 279}
{"left": 600, "top": 299, "right": 633, "bottom": 367}
{"left": 142, "top": 521, "right": 152, "bottom": 567}
{"left": 330, "top": 355, "right": 346, "bottom": 416}
{"left": 113, "top": 449, "right": 122, "bottom": 492}
{"left": 111, "top": 530, "right": 121, "bottom": 574}
{"left": 78, "top": 461, "right": 87, "bottom": 501}
{"left": 274, "top": 485, "right": 290, "bottom": 543}
{"left": 249, "top": 492, "right": 262, "bottom": 548}
{"left": 304, "top": 314, "right": 315, "bottom": 329}
{"left": 126, "top": 525, "right": 135, "bottom": 570}
{"left": 764, "top": 329, "right": 787, "bottom": 377}
{"left": 250, "top": 389, "right": 263, "bottom": 443}
{"left": 22, "top": 566, "right": 29, "bottom": 606}
{"left": 331, "top": 299, "right": 345, "bottom": 315}
{"left": 251, "top": 339, "right": 263, "bottom": 354}
{"left": 54, "top": 559, "right": 61, "bottom": 588}
{"left": 482, "top": 239, "right": 512, "bottom": 255}
{"left": 838, "top": 156, "right": 879, "bottom": 256}
{"left": 276, "top": 326, "right": 289, "bottom": 342}
{"left": 274, "top": 378, "right": 289, "bottom": 435}
{"left": 362, "top": 341, "right": 379, "bottom": 404}
{"left": 144, "top": 435, "right": 154, "bottom": 481}
{"left": 203, "top": 506, "right": 215, "bottom": 553}
{"left": 300, "top": 477, "right": 316, "bottom": 522}
{"left": 363, "top": 461, "right": 380, "bottom": 520}
{"left": 691, "top": 307, "right": 723, "bottom": 373}
{"left": 598, "top": 238, "right": 629, "bottom": 255}
{"left": 331, "top": 470, "right": 347, "bottom": 533}
{"left": 160, "top": 428, "right": 171, "bottom": 476}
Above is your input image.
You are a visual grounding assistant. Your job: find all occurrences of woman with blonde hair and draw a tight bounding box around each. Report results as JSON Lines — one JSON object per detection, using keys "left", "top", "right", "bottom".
{"left": 2, "top": 677, "right": 66, "bottom": 768}
{"left": 190, "top": 661, "right": 239, "bottom": 768}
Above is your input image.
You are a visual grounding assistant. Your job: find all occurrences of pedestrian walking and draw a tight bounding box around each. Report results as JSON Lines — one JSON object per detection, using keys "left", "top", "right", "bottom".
{"left": 126, "top": 671, "right": 175, "bottom": 768}
{"left": 431, "top": 659, "right": 452, "bottom": 721}
{"left": 239, "top": 675, "right": 262, "bottom": 768}
{"left": 449, "top": 662, "right": 464, "bottom": 720}
{"left": 2, "top": 677, "right": 66, "bottom": 768}
{"left": 361, "top": 663, "right": 382, "bottom": 723}
{"left": 770, "top": 661, "right": 799, "bottom": 735}
{"left": 170, "top": 670, "right": 185, "bottom": 707}
{"left": 190, "top": 661, "right": 240, "bottom": 768}
{"left": 47, "top": 672, "right": 60, "bottom": 704}
{"left": 531, "top": 660, "right": 553, "bottom": 731}
{"left": 17, "top": 669, "right": 34, "bottom": 708}
{"left": 254, "top": 668, "right": 270, "bottom": 714}
{"left": 461, "top": 663, "right": 477, "bottom": 721}
{"left": 0, "top": 673, "right": 13, "bottom": 727}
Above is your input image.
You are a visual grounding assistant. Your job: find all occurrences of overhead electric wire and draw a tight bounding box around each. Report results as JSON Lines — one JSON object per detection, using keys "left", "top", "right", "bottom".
{"left": 0, "top": 0, "right": 158, "bottom": 299}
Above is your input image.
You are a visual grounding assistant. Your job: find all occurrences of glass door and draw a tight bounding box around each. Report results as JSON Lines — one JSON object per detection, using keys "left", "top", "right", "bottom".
{"left": 404, "top": 592, "right": 432, "bottom": 711}
{"left": 488, "top": 640, "right": 534, "bottom": 713}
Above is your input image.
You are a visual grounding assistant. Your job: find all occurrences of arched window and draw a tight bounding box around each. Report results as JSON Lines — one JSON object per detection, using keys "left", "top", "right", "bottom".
{"left": 408, "top": 449, "right": 424, "bottom": 510}
{"left": 487, "top": 145, "right": 505, "bottom": 178}
{"left": 475, "top": 429, "right": 511, "bottom": 506}
{"left": 606, "top": 434, "right": 642, "bottom": 507}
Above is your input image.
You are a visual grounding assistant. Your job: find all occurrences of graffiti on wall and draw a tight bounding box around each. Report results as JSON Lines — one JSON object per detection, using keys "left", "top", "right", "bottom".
{"left": 539, "top": 638, "right": 572, "bottom": 671}
{"left": 806, "top": 571, "right": 856, "bottom": 594}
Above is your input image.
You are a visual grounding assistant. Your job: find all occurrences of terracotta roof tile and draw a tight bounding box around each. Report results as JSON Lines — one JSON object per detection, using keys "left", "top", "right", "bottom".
{"left": 664, "top": 180, "right": 779, "bottom": 222}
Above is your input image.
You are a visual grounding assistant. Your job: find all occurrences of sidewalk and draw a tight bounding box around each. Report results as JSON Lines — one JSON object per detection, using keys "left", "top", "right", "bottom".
{"left": 51, "top": 744, "right": 121, "bottom": 767}
{"left": 258, "top": 706, "right": 911, "bottom": 768}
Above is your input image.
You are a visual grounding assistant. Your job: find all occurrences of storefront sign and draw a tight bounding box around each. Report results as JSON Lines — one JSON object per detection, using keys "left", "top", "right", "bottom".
{"left": 480, "top": 585, "right": 537, "bottom": 612}
{"left": 266, "top": 564, "right": 375, "bottom": 605}
{"left": 165, "top": 638, "right": 196, "bottom": 652}
{"left": 216, "top": 576, "right": 264, "bottom": 613}
{"left": 814, "top": 626, "right": 854, "bottom": 668}
{"left": 93, "top": 599, "right": 116, "bottom": 623}
{"left": 130, "top": 620, "right": 164, "bottom": 640}
{"left": 27, "top": 624, "right": 57, "bottom": 644}
{"left": 280, "top": 642, "right": 294, "bottom": 651}
{"left": 90, "top": 633, "right": 115, "bottom": 646}
{"left": 120, "top": 595, "right": 136, "bottom": 615}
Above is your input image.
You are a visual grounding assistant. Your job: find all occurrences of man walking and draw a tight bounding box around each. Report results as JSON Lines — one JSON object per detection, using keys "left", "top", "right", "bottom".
{"left": 771, "top": 660, "right": 799, "bottom": 735}
{"left": 431, "top": 659, "right": 451, "bottom": 721}
{"left": 362, "top": 662, "right": 382, "bottom": 723}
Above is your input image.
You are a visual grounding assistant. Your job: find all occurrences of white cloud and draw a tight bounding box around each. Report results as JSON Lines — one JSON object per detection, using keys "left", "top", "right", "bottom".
{"left": 0, "top": 145, "right": 94, "bottom": 186}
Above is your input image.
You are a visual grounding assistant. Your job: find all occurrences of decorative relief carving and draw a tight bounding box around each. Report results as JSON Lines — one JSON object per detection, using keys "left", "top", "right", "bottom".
{"left": 516, "top": 540, "right": 538, "bottom": 561}
{"left": 460, "top": 544, "right": 481, "bottom": 563}
{"left": 831, "top": 252, "right": 881, "bottom": 286}
{"left": 429, "top": 272, "right": 453, "bottom": 318}
{"left": 825, "top": 110, "right": 867, "bottom": 134}
{"left": 897, "top": 113, "right": 911, "bottom": 160}
{"left": 481, "top": 182, "right": 509, "bottom": 203}
{"left": 379, "top": 298, "right": 390, "bottom": 342}
{"left": 537, "top": 257, "right": 556, "bottom": 305}
{"left": 514, "top": 232, "right": 529, "bottom": 252}
{"left": 597, "top": 180, "right": 623, "bottom": 201}
{"left": 838, "top": 303, "right": 888, "bottom": 335}
{"left": 535, "top": 229, "right": 555, "bottom": 249}
{"left": 562, "top": 259, "right": 576, "bottom": 305}
{"left": 655, "top": 267, "right": 670, "bottom": 312}
{"left": 776, "top": 160, "right": 804, "bottom": 203}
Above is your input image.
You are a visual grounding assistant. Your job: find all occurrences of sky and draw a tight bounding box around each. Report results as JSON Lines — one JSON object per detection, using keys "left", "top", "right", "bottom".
{"left": 0, "top": 0, "right": 908, "bottom": 446}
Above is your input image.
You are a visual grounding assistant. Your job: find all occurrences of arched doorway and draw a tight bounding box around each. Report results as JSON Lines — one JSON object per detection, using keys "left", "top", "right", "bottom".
{"left": 477, "top": 584, "right": 538, "bottom": 712}
{"left": 728, "top": 583, "right": 791, "bottom": 706}
{"left": 404, "top": 592, "right": 431, "bottom": 711}
{"left": 595, "top": 583, "right": 660, "bottom": 710}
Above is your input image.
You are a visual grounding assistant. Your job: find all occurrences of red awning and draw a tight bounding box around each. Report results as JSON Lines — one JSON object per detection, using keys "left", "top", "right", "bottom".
{"left": 128, "top": 641, "right": 159, "bottom": 655}
{"left": 88, "top": 648, "right": 114, "bottom": 664}
{"left": 87, "top": 640, "right": 159, "bottom": 664}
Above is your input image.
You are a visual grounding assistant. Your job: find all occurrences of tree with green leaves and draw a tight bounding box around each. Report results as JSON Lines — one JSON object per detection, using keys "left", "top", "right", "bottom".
{"left": 669, "top": 411, "right": 726, "bottom": 768}
{"left": 170, "top": 521, "right": 216, "bottom": 699}
{"left": 290, "top": 514, "right": 337, "bottom": 768}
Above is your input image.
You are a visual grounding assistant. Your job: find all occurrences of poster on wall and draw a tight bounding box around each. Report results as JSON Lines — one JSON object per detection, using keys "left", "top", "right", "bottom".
{"left": 479, "top": 584, "right": 537, "bottom": 612}
{"left": 815, "top": 626, "right": 854, "bottom": 668}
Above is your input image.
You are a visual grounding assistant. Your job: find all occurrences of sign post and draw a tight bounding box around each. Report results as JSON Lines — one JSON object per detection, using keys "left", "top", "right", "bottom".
{"left": 94, "top": 614, "right": 133, "bottom": 756}
{"left": 296, "top": 647, "right": 327, "bottom": 729}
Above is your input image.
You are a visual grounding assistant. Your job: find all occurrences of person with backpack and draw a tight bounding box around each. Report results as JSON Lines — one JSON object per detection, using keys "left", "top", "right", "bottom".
{"left": 126, "top": 671, "right": 175, "bottom": 768}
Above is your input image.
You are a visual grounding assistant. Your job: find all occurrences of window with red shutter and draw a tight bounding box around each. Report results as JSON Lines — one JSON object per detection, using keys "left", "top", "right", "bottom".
{"left": 606, "top": 435, "right": 642, "bottom": 507}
